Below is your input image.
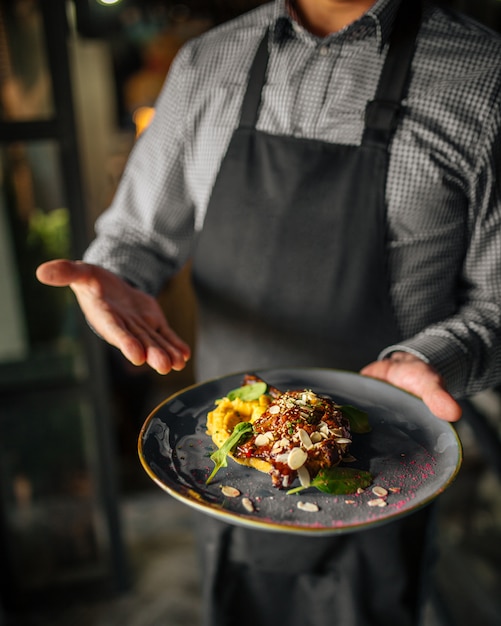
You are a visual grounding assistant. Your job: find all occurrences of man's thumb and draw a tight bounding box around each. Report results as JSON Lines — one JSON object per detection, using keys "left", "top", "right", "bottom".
{"left": 36, "top": 259, "right": 86, "bottom": 287}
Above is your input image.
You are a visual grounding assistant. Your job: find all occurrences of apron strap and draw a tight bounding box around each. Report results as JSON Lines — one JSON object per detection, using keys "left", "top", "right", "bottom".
{"left": 239, "top": 31, "right": 270, "bottom": 129}
{"left": 362, "top": 0, "right": 422, "bottom": 148}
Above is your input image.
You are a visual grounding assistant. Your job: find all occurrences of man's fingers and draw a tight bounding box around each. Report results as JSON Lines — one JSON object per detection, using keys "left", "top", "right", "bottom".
{"left": 359, "top": 360, "right": 390, "bottom": 380}
{"left": 156, "top": 324, "right": 191, "bottom": 366}
{"left": 421, "top": 385, "right": 462, "bottom": 423}
{"left": 112, "top": 316, "right": 190, "bottom": 374}
{"left": 360, "top": 356, "right": 462, "bottom": 422}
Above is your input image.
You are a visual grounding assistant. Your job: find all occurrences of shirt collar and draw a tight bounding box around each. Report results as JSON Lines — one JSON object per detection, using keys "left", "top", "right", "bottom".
{"left": 272, "top": 0, "right": 402, "bottom": 49}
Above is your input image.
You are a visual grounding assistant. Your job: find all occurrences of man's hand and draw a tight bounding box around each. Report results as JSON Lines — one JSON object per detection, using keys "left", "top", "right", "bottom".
{"left": 360, "top": 352, "right": 462, "bottom": 422}
{"left": 36, "top": 259, "right": 191, "bottom": 375}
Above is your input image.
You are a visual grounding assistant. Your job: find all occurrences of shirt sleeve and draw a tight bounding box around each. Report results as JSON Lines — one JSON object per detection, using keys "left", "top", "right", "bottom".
{"left": 380, "top": 99, "right": 501, "bottom": 398}
{"left": 84, "top": 44, "right": 197, "bottom": 296}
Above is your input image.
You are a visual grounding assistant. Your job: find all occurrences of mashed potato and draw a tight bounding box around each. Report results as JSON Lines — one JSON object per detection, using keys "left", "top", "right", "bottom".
{"left": 206, "top": 394, "right": 273, "bottom": 473}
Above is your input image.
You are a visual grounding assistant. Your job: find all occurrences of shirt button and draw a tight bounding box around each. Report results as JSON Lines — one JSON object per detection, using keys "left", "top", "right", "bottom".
{"left": 319, "top": 46, "right": 328, "bottom": 56}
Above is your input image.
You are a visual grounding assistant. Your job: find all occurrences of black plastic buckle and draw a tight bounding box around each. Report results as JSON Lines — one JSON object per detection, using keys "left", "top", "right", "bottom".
{"left": 365, "top": 99, "right": 401, "bottom": 133}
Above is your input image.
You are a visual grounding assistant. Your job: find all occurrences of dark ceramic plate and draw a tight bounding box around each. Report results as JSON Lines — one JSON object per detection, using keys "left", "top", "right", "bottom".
{"left": 138, "top": 368, "right": 462, "bottom": 535}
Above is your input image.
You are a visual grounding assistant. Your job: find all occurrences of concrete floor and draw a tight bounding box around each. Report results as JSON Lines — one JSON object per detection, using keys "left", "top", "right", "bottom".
{"left": 7, "top": 391, "right": 501, "bottom": 626}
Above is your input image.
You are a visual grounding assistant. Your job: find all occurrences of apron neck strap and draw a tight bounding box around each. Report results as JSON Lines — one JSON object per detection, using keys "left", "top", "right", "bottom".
{"left": 239, "top": 32, "right": 270, "bottom": 129}
{"left": 362, "top": 0, "right": 422, "bottom": 147}
{"left": 239, "top": 1, "right": 422, "bottom": 141}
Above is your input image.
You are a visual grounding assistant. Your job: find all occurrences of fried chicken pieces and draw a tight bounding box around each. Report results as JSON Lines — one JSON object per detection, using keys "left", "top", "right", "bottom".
{"left": 234, "top": 388, "right": 352, "bottom": 489}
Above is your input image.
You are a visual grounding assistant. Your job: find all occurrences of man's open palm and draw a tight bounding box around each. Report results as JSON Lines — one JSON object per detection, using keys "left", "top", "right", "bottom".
{"left": 36, "top": 260, "right": 191, "bottom": 374}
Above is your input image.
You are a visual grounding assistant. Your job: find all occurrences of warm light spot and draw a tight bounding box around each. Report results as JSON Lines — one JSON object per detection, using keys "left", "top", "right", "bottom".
{"left": 96, "top": 0, "right": 122, "bottom": 6}
{"left": 133, "top": 106, "right": 156, "bottom": 136}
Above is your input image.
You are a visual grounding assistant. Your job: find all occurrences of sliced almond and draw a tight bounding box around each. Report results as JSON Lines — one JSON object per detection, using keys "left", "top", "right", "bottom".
{"left": 287, "top": 447, "right": 308, "bottom": 470}
{"left": 274, "top": 453, "right": 290, "bottom": 464}
{"left": 310, "top": 432, "right": 323, "bottom": 444}
{"left": 298, "top": 428, "right": 313, "bottom": 450}
{"left": 335, "top": 438, "right": 352, "bottom": 445}
{"left": 268, "top": 405, "right": 280, "bottom": 414}
{"left": 372, "top": 486, "right": 388, "bottom": 498}
{"left": 278, "top": 437, "right": 291, "bottom": 448}
{"left": 297, "top": 465, "right": 311, "bottom": 487}
{"left": 221, "top": 486, "right": 240, "bottom": 498}
{"left": 319, "top": 422, "right": 330, "bottom": 435}
{"left": 254, "top": 433, "right": 271, "bottom": 447}
{"left": 367, "top": 498, "right": 387, "bottom": 508}
{"left": 297, "top": 501, "right": 319, "bottom": 512}
{"left": 242, "top": 497, "right": 254, "bottom": 513}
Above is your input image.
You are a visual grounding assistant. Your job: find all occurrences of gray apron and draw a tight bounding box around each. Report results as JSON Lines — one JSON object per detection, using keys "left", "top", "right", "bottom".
{"left": 191, "top": 3, "right": 431, "bottom": 625}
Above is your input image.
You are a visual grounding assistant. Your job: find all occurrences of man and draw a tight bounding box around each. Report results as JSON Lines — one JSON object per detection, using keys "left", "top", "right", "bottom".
{"left": 37, "top": 0, "right": 501, "bottom": 624}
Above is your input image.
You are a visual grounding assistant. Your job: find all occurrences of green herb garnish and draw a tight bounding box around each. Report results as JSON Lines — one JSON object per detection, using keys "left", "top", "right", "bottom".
{"left": 227, "top": 382, "right": 267, "bottom": 402}
{"left": 206, "top": 421, "right": 254, "bottom": 484}
{"left": 341, "top": 405, "right": 371, "bottom": 433}
{"left": 287, "top": 466, "right": 373, "bottom": 495}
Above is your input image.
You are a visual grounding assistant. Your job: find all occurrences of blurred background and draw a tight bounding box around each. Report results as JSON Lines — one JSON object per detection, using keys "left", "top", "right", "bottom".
{"left": 0, "top": 1, "right": 500, "bottom": 625}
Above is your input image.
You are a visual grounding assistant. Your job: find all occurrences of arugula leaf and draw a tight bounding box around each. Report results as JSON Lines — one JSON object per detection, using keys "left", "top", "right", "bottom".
{"left": 287, "top": 466, "right": 373, "bottom": 495}
{"left": 206, "top": 421, "right": 254, "bottom": 484}
{"left": 227, "top": 382, "right": 267, "bottom": 402}
{"left": 341, "top": 404, "right": 372, "bottom": 433}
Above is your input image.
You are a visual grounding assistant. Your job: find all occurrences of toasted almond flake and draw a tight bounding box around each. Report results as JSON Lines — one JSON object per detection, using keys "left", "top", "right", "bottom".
{"left": 389, "top": 487, "right": 401, "bottom": 493}
{"left": 298, "top": 428, "right": 313, "bottom": 450}
{"left": 297, "top": 465, "right": 311, "bottom": 487}
{"left": 268, "top": 405, "right": 280, "bottom": 414}
{"left": 255, "top": 433, "right": 271, "bottom": 447}
{"left": 274, "top": 453, "right": 290, "bottom": 464}
{"left": 297, "top": 501, "right": 319, "bottom": 512}
{"left": 345, "top": 499, "right": 356, "bottom": 504}
{"left": 310, "top": 432, "right": 323, "bottom": 444}
{"left": 319, "top": 422, "right": 330, "bottom": 435}
{"left": 356, "top": 487, "right": 365, "bottom": 494}
{"left": 343, "top": 454, "right": 357, "bottom": 463}
{"left": 278, "top": 437, "right": 291, "bottom": 448}
{"left": 242, "top": 497, "right": 254, "bottom": 512}
{"left": 335, "top": 438, "right": 352, "bottom": 445}
{"left": 221, "top": 486, "right": 241, "bottom": 498}
{"left": 372, "top": 486, "right": 388, "bottom": 498}
{"left": 287, "top": 447, "right": 308, "bottom": 470}
{"left": 368, "top": 498, "right": 387, "bottom": 507}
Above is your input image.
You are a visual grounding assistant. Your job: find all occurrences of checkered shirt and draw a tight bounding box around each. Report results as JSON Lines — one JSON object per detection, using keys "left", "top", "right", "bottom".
{"left": 84, "top": 0, "right": 501, "bottom": 397}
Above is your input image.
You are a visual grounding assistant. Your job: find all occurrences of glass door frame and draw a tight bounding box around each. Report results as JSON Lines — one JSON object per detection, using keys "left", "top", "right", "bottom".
{"left": 0, "top": 0, "right": 129, "bottom": 604}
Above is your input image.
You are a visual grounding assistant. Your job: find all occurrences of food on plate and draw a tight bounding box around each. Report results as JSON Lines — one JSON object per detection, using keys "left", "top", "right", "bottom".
{"left": 206, "top": 375, "right": 364, "bottom": 490}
